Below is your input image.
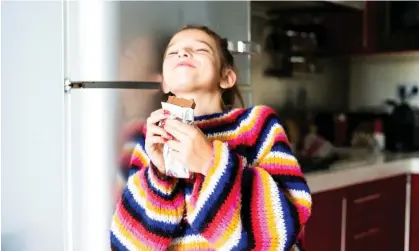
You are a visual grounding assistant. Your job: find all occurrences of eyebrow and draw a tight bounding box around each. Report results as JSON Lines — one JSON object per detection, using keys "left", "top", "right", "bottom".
{"left": 167, "top": 39, "right": 214, "bottom": 51}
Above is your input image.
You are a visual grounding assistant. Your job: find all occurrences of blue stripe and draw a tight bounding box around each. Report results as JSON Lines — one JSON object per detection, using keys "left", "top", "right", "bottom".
{"left": 191, "top": 146, "right": 237, "bottom": 228}
{"left": 278, "top": 189, "right": 298, "bottom": 250}
{"left": 123, "top": 185, "right": 179, "bottom": 233}
{"left": 110, "top": 231, "right": 129, "bottom": 251}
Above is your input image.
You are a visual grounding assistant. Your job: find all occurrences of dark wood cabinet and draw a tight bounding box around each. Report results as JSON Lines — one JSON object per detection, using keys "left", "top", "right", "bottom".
{"left": 358, "top": 1, "right": 419, "bottom": 54}
{"left": 305, "top": 175, "right": 407, "bottom": 251}
{"left": 345, "top": 175, "right": 406, "bottom": 251}
{"left": 304, "top": 189, "right": 343, "bottom": 251}
{"left": 411, "top": 174, "right": 419, "bottom": 251}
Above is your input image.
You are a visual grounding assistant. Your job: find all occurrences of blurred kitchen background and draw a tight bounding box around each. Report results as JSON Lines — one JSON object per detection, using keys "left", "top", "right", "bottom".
{"left": 2, "top": 1, "right": 419, "bottom": 251}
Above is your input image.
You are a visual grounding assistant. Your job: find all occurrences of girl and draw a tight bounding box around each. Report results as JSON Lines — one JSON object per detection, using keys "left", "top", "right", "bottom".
{"left": 111, "top": 25, "right": 312, "bottom": 251}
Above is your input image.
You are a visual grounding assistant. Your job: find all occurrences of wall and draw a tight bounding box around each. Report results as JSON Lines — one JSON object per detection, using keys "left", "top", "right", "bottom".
{"left": 250, "top": 15, "right": 350, "bottom": 112}
{"left": 1, "top": 2, "right": 65, "bottom": 251}
{"left": 349, "top": 52, "right": 419, "bottom": 110}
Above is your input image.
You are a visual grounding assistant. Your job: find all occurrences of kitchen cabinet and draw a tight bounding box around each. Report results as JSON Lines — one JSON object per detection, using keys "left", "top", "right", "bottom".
{"left": 345, "top": 175, "right": 406, "bottom": 251}
{"left": 357, "top": 1, "right": 419, "bottom": 54}
{"left": 304, "top": 175, "right": 407, "bottom": 251}
{"left": 304, "top": 189, "right": 343, "bottom": 251}
{"left": 411, "top": 174, "right": 419, "bottom": 251}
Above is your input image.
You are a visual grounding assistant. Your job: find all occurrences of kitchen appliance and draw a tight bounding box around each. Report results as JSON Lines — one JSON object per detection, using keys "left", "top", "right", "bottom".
{"left": 385, "top": 85, "right": 419, "bottom": 152}
{"left": 2, "top": 1, "right": 259, "bottom": 251}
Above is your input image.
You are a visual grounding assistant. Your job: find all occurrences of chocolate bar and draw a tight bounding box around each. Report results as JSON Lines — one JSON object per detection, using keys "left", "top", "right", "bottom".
{"left": 160, "top": 96, "right": 195, "bottom": 178}
{"left": 167, "top": 96, "right": 196, "bottom": 109}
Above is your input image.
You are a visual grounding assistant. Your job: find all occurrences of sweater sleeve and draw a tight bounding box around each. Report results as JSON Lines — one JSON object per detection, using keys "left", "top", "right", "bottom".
{"left": 110, "top": 129, "right": 185, "bottom": 251}
{"left": 186, "top": 106, "right": 312, "bottom": 250}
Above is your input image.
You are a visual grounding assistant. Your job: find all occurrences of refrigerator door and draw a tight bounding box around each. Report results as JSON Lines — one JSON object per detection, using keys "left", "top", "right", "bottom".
{"left": 65, "top": 2, "right": 255, "bottom": 251}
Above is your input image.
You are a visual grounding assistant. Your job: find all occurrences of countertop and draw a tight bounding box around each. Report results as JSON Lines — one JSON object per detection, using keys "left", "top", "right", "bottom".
{"left": 305, "top": 152, "right": 419, "bottom": 193}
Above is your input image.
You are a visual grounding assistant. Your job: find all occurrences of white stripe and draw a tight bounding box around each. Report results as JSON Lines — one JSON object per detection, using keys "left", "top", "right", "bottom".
{"left": 268, "top": 151, "right": 298, "bottom": 162}
{"left": 252, "top": 123, "right": 282, "bottom": 166}
{"left": 126, "top": 175, "right": 182, "bottom": 224}
{"left": 289, "top": 189, "right": 312, "bottom": 204}
{"left": 188, "top": 142, "right": 230, "bottom": 223}
{"left": 219, "top": 219, "right": 243, "bottom": 250}
{"left": 206, "top": 106, "right": 260, "bottom": 139}
{"left": 146, "top": 166, "right": 174, "bottom": 196}
{"left": 267, "top": 175, "right": 287, "bottom": 250}
{"left": 169, "top": 234, "right": 208, "bottom": 245}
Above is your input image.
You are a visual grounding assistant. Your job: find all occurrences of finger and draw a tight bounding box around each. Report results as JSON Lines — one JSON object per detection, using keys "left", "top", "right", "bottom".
{"left": 150, "top": 108, "right": 171, "bottom": 118}
{"left": 147, "top": 113, "right": 170, "bottom": 125}
{"left": 166, "top": 139, "right": 183, "bottom": 152}
{"left": 164, "top": 122, "right": 188, "bottom": 142}
{"left": 147, "top": 124, "right": 171, "bottom": 139}
{"left": 145, "top": 135, "right": 166, "bottom": 146}
{"left": 164, "top": 119, "right": 193, "bottom": 135}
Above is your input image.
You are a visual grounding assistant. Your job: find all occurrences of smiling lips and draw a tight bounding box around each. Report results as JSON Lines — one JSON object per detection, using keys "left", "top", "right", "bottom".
{"left": 176, "top": 61, "right": 195, "bottom": 68}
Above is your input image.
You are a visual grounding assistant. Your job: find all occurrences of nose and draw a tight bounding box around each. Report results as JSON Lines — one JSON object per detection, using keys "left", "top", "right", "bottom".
{"left": 177, "top": 48, "right": 191, "bottom": 58}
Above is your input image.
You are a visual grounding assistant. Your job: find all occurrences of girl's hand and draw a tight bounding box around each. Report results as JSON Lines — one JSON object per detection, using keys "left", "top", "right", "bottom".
{"left": 144, "top": 109, "right": 171, "bottom": 174}
{"left": 163, "top": 119, "right": 213, "bottom": 176}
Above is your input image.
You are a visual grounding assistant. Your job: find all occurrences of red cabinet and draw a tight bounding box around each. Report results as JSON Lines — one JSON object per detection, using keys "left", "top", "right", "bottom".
{"left": 305, "top": 175, "right": 407, "bottom": 251}
{"left": 304, "top": 189, "right": 343, "bottom": 251}
{"left": 345, "top": 175, "right": 406, "bottom": 251}
{"left": 411, "top": 174, "right": 419, "bottom": 251}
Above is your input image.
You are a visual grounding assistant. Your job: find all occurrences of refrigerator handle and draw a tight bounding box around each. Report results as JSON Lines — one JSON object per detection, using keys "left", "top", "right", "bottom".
{"left": 64, "top": 79, "right": 161, "bottom": 93}
{"left": 227, "top": 40, "right": 261, "bottom": 55}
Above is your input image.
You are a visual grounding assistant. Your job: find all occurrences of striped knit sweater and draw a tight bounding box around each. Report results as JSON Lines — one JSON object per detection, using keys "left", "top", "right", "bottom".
{"left": 111, "top": 105, "right": 312, "bottom": 251}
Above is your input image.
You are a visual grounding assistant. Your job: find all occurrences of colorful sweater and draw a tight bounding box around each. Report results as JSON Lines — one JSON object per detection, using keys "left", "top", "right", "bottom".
{"left": 110, "top": 105, "right": 312, "bottom": 251}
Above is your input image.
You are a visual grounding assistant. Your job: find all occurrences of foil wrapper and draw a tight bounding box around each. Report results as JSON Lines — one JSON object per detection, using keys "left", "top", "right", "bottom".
{"left": 160, "top": 102, "right": 194, "bottom": 178}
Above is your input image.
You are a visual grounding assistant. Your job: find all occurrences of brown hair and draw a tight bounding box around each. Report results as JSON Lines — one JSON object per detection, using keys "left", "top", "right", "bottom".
{"left": 168, "top": 25, "right": 244, "bottom": 110}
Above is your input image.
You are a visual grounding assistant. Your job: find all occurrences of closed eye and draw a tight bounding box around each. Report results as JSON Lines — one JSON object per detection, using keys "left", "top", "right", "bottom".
{"left": 196, "top": 48, "right": 209, "bottom": 52}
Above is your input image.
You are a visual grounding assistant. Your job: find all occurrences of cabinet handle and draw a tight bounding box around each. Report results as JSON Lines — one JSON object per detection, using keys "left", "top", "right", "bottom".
{"left": 353, "top": 193, "right": 381, "bottom": 204}
{"left": 353, "top": 228, "right": 381, "bottom": 240}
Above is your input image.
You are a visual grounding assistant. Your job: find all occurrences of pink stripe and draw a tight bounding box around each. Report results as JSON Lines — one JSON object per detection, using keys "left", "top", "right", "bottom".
{"left": 260, "top": 163, "right": 303, "bottom": 176}
{"left": 252, "top": 170, "right": 270, "bottom": 243}
{"left": 147, "top": 165, "right": 176, "bottom": 191}
{"left": 137, "top": 168, "right": 185, "bottom": 208}
{"left": 116, "top": 207, "right": 155, "bottom": 247}
{"left": 208, "top": 187, "right": 241, "bottom": 242}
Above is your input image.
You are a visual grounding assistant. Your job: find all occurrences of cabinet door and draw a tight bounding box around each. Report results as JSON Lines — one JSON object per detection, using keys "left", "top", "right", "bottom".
{"left": 304, "top": 190, "right": 343, "bottom": 251}
{"left": 411, "top": 174, "right": 419, "bottom": 251}
{"left": 345, "top": 175, "right": 406, "bottom": 251}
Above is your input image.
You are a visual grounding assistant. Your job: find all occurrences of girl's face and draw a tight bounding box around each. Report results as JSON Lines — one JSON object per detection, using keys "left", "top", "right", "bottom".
{"left": 162, "top": 29, "right": 222, "bottom": 96}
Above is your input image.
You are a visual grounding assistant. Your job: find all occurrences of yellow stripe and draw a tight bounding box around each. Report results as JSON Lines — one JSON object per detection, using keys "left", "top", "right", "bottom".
{"left": 294, "top": 197, "right": 312, "bottom": 211}
{"left": 132, "top": 174, "right": 183, "bottom": 217}
{"left": 169, "top": 240, "right": 213, "bottom": 250}
{"left": 260, "top": 170, "right": 280, "bottom": 251}
{"left": 132, "top": 147, "right": 150, "bottom": 167}
{"left": 206, "top": 107, "right": 275, "bottom": 142}
{"left": 200, "top": 141, "right": 223, "bottom": 193}
{"left": 261, "top": 156, "right": 299, "bottom": 166}
{"left": 213, "top": 203, "right": 241, "bottom": 249}
{"left": 114, "top": 214, "right": 150, "bottom": 250}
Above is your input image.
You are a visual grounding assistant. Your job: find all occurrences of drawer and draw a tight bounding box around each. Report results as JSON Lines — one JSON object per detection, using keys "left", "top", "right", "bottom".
{"left": 344, "top": 175, "right": 407, "bottom": 251}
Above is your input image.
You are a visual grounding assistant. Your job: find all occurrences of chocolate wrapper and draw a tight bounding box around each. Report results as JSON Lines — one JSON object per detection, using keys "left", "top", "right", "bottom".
{"left": 161, "top": 102, "right": 194, "bottom": 178}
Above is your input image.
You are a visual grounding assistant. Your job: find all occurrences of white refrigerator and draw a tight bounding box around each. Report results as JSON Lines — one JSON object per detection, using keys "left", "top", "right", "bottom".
{"left": 2, "top": 1, "right": 256, "bottom": 250}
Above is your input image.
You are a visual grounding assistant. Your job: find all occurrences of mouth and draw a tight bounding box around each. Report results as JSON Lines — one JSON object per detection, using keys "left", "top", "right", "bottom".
{"left": 175, "top": 61, "right": 196, "bottom": 68}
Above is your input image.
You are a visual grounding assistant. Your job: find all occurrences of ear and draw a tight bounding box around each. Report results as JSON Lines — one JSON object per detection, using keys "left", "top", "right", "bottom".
{"left": 220, "top": 69, "right": 237, "bottom": 90}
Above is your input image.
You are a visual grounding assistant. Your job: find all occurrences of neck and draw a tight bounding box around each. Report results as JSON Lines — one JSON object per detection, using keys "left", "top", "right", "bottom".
{"left": 173, "top": 91, "right": 223, "bottom": 117}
